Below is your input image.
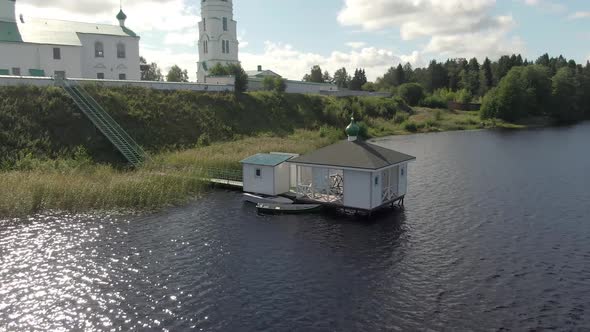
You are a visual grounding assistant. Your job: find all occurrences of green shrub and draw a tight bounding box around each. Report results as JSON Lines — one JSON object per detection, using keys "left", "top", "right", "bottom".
{"left": 394, "top": 113, "right": 409, "bottom": 124}
{"left": 421, "top": 95, "right": 447, "bottom": 108}
{"left": 434, "top": 109, "right": 443, "bottom": 121}
{"left": 403, "top": 121, "right": 418, "bottom": 132}
{"left": 398, "top": 83, "right": 425, "bottom": 106}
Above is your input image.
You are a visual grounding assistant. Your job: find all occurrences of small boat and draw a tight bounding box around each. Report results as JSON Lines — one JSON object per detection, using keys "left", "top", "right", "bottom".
{"left": 242, "top": 193, "right": 293, "bottom": 205}
{"left": 256, "top": 203, "right": 322, "bottom": 215}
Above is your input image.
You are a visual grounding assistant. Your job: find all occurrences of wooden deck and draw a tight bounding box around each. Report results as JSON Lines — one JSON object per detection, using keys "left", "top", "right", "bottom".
{"left": 209, "top": 178, "right": 243, "bottom": 188}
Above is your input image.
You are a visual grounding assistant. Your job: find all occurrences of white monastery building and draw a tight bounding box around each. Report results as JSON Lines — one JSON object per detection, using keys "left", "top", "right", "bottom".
{"left": 0, "top": 0, "right": 140, "bottom": 80}
{"left": 197, "top": 0, "right": 239, "bottom": 83}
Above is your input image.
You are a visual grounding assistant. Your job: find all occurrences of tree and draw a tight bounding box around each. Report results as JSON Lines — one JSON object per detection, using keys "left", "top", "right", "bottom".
{"left": 303, "top": 65, "right": 324, "bottom": 83}
{"left": 166, "top": 65, "right": 189, "bottom": 82}
{"left": 333, "top": 67, "right": 350, "bottom": 88}
{"left": 262, "top": 76, "right": 275, "bottom": 91}
{"left": 398, "top": 83, "right": 425, "bottom": 106}
{"left": 479, "top": 57, "right": 493, "bottom": 96}
{"left": 394, "top": 64, "right": 406, "bottom": 86}
{"left": 362, "top": 82, "right": 376, "bottom": 92}
{"left": 349, "top": 69, "right": 367, "bottom": 91}
{"left": 552, "top": 67, "right": 583, "bottom": 122}
{"left": 322, "top": 70, "right": 333, "bottom": 83}
{"left": 140, "top": 56, "right": 163, "bottom": 81}
{"left": 425, "top": 60, "right": 448, "bottom": 92}
{"left": 208, "top": 63, "right": 249, "bottom": 93}
{"left": 262, "top": 76, "right": 286, "bottom": 92}
{"left": 403, "top": 62, "right": 414, "bottom": 83}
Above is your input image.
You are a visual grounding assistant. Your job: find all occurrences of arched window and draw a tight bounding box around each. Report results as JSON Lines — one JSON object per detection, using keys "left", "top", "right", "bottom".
{"left": 95, "top": 41, "right": 104, "bottom": 57}
{"left": 117, "top": 43, "right": 126, "bottom": 59}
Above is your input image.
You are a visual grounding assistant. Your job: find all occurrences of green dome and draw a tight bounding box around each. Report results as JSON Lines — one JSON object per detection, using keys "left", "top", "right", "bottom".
{"left": 116, "top": 9, "right": 127, "bottom": 20}
{"left": 345, "top": 116, "right": 360, "bottom": 137}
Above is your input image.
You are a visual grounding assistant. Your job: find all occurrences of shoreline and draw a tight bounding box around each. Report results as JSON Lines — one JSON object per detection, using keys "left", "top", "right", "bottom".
{"left": 0, "top": 108, "right": 556, "bottom": 219}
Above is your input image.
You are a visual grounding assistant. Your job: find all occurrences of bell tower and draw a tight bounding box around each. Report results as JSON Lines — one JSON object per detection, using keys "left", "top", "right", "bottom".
{"left": 0, "top": 0, "right": 16, "bottom": 23}
{"left": 197, "top": 0, "right": 240, "bottom": 83}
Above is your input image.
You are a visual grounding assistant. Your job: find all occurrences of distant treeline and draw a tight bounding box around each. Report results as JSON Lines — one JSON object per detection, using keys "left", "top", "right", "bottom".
{"left": 303, "top": 54, "right": 590, "bottom": 123}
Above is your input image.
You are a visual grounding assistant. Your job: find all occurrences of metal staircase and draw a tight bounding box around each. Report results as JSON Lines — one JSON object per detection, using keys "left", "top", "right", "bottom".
{"left": 56, "top": 78, "right": 148, "bottom": 167}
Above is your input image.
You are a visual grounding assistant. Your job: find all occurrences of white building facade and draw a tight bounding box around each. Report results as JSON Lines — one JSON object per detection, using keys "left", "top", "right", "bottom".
{"left": 0, "top": 0, "right": 140, "bottom": 80}
{"left": 197, "top": 0, "right": 239, "bottom": 83}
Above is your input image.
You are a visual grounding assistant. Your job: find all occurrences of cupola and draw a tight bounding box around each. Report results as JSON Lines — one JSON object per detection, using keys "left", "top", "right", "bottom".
{"left": 346, "top": 116, "right": 360, "bottom": 141}
{"left": 117, "top": 9, "right": 127, "bottom": 27}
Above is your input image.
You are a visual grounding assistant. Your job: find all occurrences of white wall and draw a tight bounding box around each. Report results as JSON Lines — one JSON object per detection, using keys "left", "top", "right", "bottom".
{"left": 371, "top": 171, "right": 382, "bottom": 209}
{"left": 242, "top": 164, "right": 275, "bottom": 196}
{"left": 78, "top": 34, "right": 140, "bottom": 80}
{"left": 247, "top": 78, "right": 339, "bottom": 95}
{"left": 274, "top": 163, "right": 291, "bottom": 195}
{"left": 343, "top": 170, "right": 371, "bottom": 210}
{"left": 0, "top": 42, "right": 82, "bottom": 78}
{"left": 398, "top": 163, "right": 408, "bottom": 196}
{"left": 0, "top": 75, "right": 234, "bottom": 92}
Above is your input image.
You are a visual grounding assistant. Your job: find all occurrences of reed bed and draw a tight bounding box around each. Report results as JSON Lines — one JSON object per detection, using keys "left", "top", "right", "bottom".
{"left": 0, "top": 129, "right": 339, "bottom": 218}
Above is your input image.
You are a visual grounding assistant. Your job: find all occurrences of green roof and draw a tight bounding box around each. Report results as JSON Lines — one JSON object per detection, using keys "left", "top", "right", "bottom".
{"left": 0, "top": 17, "right": 137, "bottom": 46}
{"left": 116, "top": 10, "right": 127, "bottom": 20}
{"left": 290, "top": 140, "right": 416, "bottom": 170}
{"left": 0, "top": 21, "right": 22, "bottom": 43}
{"left": 240, "top": 153, "right": 294, "bottom": 166}
{"left": 0, "top": 69, "right": 10, "bottom": 75}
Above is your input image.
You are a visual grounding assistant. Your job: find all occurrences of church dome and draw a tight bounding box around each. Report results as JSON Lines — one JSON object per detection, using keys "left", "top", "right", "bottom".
{"left": 345, "top": 116, "right": 360, "bottom": 138}
{"left": 116, "top": 9, "right": 127, "bottom": 20}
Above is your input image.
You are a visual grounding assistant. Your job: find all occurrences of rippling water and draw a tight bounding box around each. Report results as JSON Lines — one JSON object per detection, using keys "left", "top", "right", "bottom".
{"left": 2, "top": 124, "right": 590, "bottom": 331}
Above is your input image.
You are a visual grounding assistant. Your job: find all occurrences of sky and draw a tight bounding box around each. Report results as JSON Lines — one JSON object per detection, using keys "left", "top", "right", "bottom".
{"left": 15, "top": 0, "right": 590, "bottom": 81}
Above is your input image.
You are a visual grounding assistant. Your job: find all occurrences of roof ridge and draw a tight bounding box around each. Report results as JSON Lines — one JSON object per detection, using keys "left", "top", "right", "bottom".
{"left": 356, "top": 141, "right": 391, "bottom": 164}
{"left": 27, "top": 17, "right": 120, "bottom": 28}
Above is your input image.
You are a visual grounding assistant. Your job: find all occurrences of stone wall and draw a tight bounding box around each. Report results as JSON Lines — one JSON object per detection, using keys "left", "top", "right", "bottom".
{"left": 0, "top": 75, "right": 234, "bottom": 92}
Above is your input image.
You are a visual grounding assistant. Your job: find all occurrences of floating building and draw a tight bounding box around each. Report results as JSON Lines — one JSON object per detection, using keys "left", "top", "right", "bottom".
{"left": 241, "top": 118, "right": 416, "bottom": 212}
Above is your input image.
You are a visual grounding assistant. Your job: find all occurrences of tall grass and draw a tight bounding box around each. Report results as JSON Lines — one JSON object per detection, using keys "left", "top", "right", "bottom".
{"left": 0, "top": 129, "right": 342, "bottom": 218}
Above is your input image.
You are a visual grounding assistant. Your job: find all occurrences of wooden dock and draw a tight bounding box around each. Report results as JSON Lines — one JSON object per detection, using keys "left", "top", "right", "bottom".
{"left": 209, "top": 178, "right": 243, "bottom": 188}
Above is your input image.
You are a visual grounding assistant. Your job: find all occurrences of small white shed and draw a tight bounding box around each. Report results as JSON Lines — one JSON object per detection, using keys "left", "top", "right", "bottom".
{"left": 240, "top": 153, "right": 295, "bottom": 196}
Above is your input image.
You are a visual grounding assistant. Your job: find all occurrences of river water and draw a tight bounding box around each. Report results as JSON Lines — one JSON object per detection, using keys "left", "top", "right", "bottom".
{"left": 1, "top": 124, "right": 590, "bottom": 331}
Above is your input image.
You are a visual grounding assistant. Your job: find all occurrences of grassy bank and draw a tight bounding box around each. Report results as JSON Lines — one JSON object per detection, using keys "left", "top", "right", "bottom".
{"left": 0, "top": 85, "right": 553, "bottom": 218}
{"left": 0, "top": 129, "right": 342, "bottom": 218}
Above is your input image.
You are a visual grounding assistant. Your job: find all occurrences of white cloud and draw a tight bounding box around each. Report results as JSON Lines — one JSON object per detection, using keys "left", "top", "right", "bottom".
{"left": 337, "top": 0, "right": 525, "bottom": 60}
{"left": 569, "top": 12, "right": 590, "bottom": 20}
{"left": 141, "top": 45, "right": 197, "bottom": 80}
{"left": 346, "top": 42, "right": 366, "bottom": 49}
{"left": 16, "top": 0, "right": 198, "bottom": 32}
{"left": 164, "top": 31, "right": 197, "bottom": 47}
{"left": 240, "top": 41, "right": 422, "bottom": 81}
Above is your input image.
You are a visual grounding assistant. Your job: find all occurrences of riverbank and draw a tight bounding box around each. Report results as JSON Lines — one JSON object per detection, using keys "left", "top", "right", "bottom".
{"left": 0, "top": 109, "right": 553, "bottom": 218}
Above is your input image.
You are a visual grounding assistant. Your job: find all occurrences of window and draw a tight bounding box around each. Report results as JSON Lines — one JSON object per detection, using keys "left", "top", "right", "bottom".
{"left": 203, "top": 40, "right": 208, "bottom": 54}
{"left": 375, "top": 176, "right": 379, "bottom": 186}
{"left": 255, "top": 169, "right": 261, "bottom": 177}
{"left": 117, "top": 43, "right": 126, "bottom": 59}
{"left": 401, "top": 168, "right": 405, "bottom": 176}
{"left": 203, "top": 18, "right": 206, "bottom": 31}
{"left": 225, "top": 40, "right": 230, "bottom": 54}
{"left": 95, "top": 42, "right": 104, "bottom": 57}
{"left": 11, "top": 67, "right": 21, "bottom": 76}
{"left": 97, "top": 73, "right": 105, "bottom": 79}
{"left": 222, "top": 40, "right": 230, "bottom": 54}
{"left": 223, "top": 17, "right": 228, "bottom": 31}
{"left": 54, "top": 71, "right": 66, "bottom": 79}
{"left": 53, "top": 48, "right": 61, "bottom": 60}
{"left": 119, "top": 73, "right": 126, "bottom": 80}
